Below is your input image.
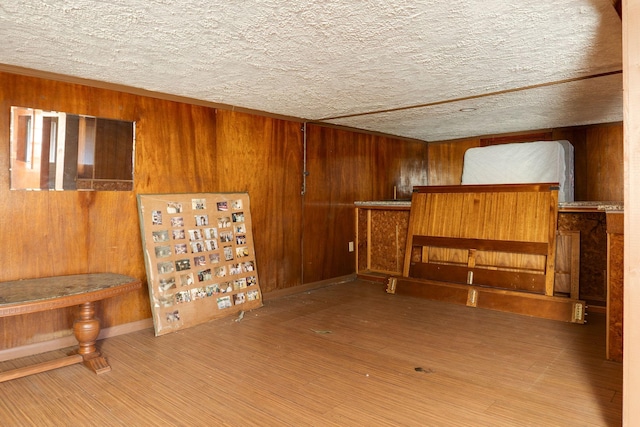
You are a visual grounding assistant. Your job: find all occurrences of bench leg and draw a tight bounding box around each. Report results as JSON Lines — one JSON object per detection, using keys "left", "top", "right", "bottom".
{"left": 73, "top": 301, "right": 111, "bottom": 374}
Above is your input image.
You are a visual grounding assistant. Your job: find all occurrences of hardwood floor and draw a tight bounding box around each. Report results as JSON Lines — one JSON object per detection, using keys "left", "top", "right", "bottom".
{"left": 0, "top": 279, "right": 622, "bottom": 426}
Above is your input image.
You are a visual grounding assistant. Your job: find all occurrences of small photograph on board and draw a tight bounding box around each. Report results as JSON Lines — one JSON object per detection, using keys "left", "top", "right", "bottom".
{"left": 172, "top": 229, "right": 186, "bottom": 240}
{"left": 216, "top": 201, "right": 228, "bottom": 211}
{"left": 165, "top": 310, "right": 181, "bottom": 323}
{"left": 220, "top": 281, "right": 233, "bottom": 293}
{"left": 180, "top": 273, "right": 194, "bottom": 287}
{"left": 167, "top": 202, "right": 183, "bottom": 214}
{"left": 214, "top": 266, "right": 227, "bottom": 278}
{"left": 242, "top": 261, "right": 255, "bottom": 272}
{"left": 232, "top": 199, "right": 243, "bottom": 210}
{"left": 234, "top": 278, "right": 247, "bottom": 290}
{"left": 191, "top": 287, "right": 206, "bottom": 300}
{"left": 155, "top": 245, "right": 172, "bottom": 258}
{"left": 204, "top": 227, "right": 218, "bottom": 239}
{"left": 190, "top": 241, "right": 205, "bottom": 253}
{"left": 218, "top": 216, "right": 231, "bottom": 228}
{"left": 157, "top": 261, "right": 174, "bottom": 275}
{"left": 152, "top": 210, "right": 162, "bottom": 225}
{"left": 188, "top": 229, "right": 203, "bottom": 241}
{"left": 195, "top": 215, "right": 209, "bottom": 226}
{"left": 159, "top": 277, "right": 176, "bottom": 292}
{"left": 233, "top": 293, "right": 246, "bottom": 305}
{"left": 235, "top": 246, "right": 249, "bottom": 258}
{"left": 223, "top": 246, "right": 233, "bottom": 261}
{"left": 217, "top": 296, "right": 232, "bottom": 309}
{"left": 235, "top": 224, "right": 246, "bottom": 234}
{"left": 176, "top": 259, "right": 191, "bottom": 271}
{"left": 176, "top": 291, "right": 191, "bottom": 304}
{"left": 247, "top": 289, "right": 260, "bottom": 301}
{"left": 197, "top": 268, "right": 212, "bottom": 282}
{"left": 194, "top": 255, "right": 206, "bottom": 267}
{"left": 152, "top": 230, "right": 170, "bottom": 243}
{"left": 229, "top": 263, "right": 241, "bottom": 275}
{"left": 232, "top": 212, "right": 244, "bottom": 223}
{"left": 209, "top": 253, "right": 221, "bottom": 264}
{"left": 158, "top": 294, "right": 175, "bottom": 307}
{"left": 205, "top": 239, "right": 218, "bottom": 251}
{"left": 247, "top": 276, "right": 257, "bottom": 286}
{"left": 170, "top": 217, "right": 184, "bottom": 227}
{"left": 236, "top": 235, "right": 246, "bottom": 245}
{"left": 175, "top": 243, "right": 188, "bottom": 254}
{"left": 220, "top": 231, "right": 233, "bottom": 243}
{"left": 192, "top": 198, "right": 206, "bottom": 210}
{"left": 205, "top": 284, "right": 220, "bottom": 296}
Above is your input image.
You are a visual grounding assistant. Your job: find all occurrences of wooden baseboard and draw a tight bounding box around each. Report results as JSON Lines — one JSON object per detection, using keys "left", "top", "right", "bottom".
{"left": 262, "top": 274, "right": 357, "bottom": 301}
{"left": 0, "top": 318, "right": 154, "bottom": 362}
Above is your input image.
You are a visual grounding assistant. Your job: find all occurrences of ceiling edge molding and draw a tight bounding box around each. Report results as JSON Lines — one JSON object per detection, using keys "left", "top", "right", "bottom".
{"left": 0, "top": 63, "right": 306, "bottom": 124}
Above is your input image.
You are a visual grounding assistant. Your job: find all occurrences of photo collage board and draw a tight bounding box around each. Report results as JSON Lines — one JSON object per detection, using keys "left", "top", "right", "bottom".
{"left": 137, "top": 192, "right": 262, "bottom": 336}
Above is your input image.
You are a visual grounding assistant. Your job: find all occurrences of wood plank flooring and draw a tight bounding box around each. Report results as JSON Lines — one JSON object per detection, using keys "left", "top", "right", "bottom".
{"left": 0, "top": 279, "right": 622, "bottom": 426}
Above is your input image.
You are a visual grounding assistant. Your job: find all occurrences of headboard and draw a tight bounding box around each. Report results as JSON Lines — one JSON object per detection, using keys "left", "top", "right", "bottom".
{"left": 389, "top": 182, "right": 585, "bottom": 323}
{"left": 403, "top": 183, "right": 559, "bottom": 295}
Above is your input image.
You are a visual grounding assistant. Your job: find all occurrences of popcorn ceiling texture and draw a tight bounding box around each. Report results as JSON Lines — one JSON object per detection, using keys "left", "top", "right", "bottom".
{"left": 0, "top": 0, "right": 622, "bottom": 141}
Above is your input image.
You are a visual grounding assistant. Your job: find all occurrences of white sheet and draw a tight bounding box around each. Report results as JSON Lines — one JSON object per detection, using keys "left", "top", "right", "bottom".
{"left": 461, "top": 140, "right": 574, "bottom": 202}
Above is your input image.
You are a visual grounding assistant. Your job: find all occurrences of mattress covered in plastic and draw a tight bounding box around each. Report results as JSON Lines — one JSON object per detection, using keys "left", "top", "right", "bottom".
{"left": 461, "top": 140, "right": 574, "bottom": 202}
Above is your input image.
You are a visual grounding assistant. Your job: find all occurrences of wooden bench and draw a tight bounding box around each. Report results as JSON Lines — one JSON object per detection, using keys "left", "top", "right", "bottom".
{"left": 0, "top": 273, "right": 142, "bottom": 382}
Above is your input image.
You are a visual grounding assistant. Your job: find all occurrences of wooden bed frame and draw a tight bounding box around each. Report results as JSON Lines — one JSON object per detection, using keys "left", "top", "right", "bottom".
{"left": 387, "top": 183, "right": 585, "bottom": 323}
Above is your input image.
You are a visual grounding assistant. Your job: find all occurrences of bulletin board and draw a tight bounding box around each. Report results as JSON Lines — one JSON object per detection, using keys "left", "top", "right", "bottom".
{"left": 137, "top": 192, "right": 262, "bottom": 336}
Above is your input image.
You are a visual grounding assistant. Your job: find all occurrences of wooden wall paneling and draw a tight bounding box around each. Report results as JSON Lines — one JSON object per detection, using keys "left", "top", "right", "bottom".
{"left": 585, "top": 124, "right": 624, "bottom": 201}
{"left": 215, "top": 110, "right": 304, "bottom": 293}
{"left": 427, "top": 138, "right": 479, "bottom": 185}
{"left": 303, "top": 126, "right": 374, "bottom": 283}
{"left": 134, "top": 99, "right": 219, "bottom": 193}
{"left": 303, "top": 125, "right": 428, "bottom": 283}
{"left": 0, "top": 72, "right": 223, "bottom": 350}
{"left": 378, "top": 137, "right": 429, "bottom": 199}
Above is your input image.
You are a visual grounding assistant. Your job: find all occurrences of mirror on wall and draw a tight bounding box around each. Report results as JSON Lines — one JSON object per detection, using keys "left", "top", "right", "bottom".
{"left": 10, "top": 106, "right": 135, "bottom": 191}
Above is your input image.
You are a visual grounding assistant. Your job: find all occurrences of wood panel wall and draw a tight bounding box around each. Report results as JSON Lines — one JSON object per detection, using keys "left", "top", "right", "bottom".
{"left": 302, "top": 125, "right": 428, "bottom": 283}
{"left": 0, "top": 72, "right": 428, "bottom": 351}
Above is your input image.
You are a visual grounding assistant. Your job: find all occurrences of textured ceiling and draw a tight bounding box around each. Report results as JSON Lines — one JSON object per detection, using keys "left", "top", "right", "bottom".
{"left": 0, "top": 0, "right": 623, "bottom": 142}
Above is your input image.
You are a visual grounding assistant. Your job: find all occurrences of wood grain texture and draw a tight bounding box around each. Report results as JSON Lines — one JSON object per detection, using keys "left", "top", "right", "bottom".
{"left": 403, "top": 185, "right": 558, "bottom": 296}
{"left": 0, "top": 279, "right": 621, "bottom": 426}
{"left": 606, "top": 212, "right": 623, "bottom": 362}
{"left": 214, "top": 110, "right": 304, "bottom": 293}
{"left": 558, "top": 212, "right": 607, "bottom": 303}
{"left": 427, "top": 138, "right": 479, "bottom": 185}
{"left": 303, "top": 124, "right": 428, "bottom": 283}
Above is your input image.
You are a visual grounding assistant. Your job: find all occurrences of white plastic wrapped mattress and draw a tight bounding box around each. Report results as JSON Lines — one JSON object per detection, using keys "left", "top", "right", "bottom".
{"left": 461, "top": 140, "right": 574, "bottom": 202}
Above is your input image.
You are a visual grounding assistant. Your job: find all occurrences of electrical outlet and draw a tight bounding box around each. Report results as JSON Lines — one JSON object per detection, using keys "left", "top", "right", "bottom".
{"left": 348, "top": 241, "right": 354, "bottom": 252}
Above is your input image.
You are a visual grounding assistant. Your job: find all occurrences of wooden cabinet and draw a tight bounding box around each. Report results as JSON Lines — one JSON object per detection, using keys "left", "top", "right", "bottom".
{"left": 355, "top": 202, "right": 410, "bottom": 278}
